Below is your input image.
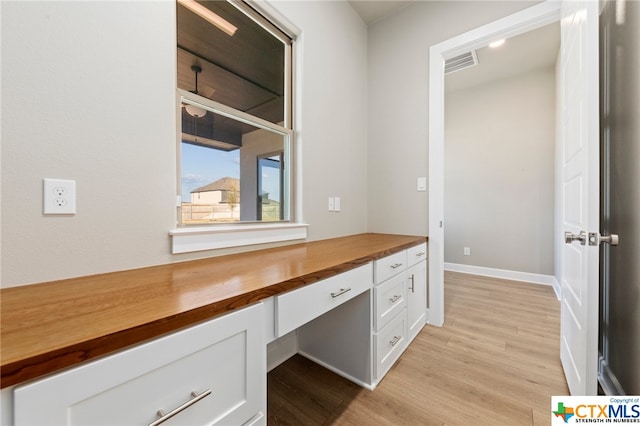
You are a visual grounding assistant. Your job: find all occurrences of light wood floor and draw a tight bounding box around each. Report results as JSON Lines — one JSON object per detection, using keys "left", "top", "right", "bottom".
{"left": 267, "top": 271, "right": 569, "bottom": 426}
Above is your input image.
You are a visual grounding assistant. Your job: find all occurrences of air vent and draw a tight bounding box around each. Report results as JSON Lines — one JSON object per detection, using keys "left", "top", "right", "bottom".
{"left": 444, "top": 50, "right": 478, "bottom": 75}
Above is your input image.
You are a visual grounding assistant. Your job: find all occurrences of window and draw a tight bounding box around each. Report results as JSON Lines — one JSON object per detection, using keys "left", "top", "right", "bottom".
{"left": 177, "top": 0, "right": 292, "bottom": 224}
{"left": 178, "top": 96, "right": 290, "bottom": 224}
{"left": 172, "top": 0, "right": 305, "bottom": 253}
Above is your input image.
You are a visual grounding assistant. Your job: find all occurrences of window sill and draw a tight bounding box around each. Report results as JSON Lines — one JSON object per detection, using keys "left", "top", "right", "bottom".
{"left": 169, "top": 223, "right": 309, "bottom": 254}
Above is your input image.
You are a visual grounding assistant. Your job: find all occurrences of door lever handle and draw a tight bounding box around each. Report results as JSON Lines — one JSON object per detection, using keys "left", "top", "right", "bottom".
{"left": 588, "top": 232, "right": 619, "bottom": 246}
{"left": 601, "top": 234, "right": 619, "bottom": 245}
{"left": 564, "top": 231, "right": 587, "bottom": 245}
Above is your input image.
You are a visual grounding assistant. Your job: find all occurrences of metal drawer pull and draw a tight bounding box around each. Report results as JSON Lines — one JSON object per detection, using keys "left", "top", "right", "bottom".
{"left": 408, "top": 274, "right": 415, "bottom": 293}
{"left": 390, "top": 263, "right": 403, "bottom": 269}
{"left": 415, "top": 252, "right": 426, "bottom": 257}
{"left": 149, "top": 389, "right": 212, "bottom": 426}
{"left": 389, "top": 336, "right": 401, "bottom": 346}
{"left": 331, "top": 287, "right": 351, "bottom": 298}
{"left": 389, "top": 294, "right": 401, "bottom": 303}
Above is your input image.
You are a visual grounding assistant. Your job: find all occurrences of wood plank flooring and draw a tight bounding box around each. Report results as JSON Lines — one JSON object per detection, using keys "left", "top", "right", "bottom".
{"left": 267, "top": 271, "right": 569, "bottom": 426}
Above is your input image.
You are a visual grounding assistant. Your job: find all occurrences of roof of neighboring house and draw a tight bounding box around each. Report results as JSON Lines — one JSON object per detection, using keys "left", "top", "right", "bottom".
{"left": 191, "top": 177, "right": 239, "bottom": 193}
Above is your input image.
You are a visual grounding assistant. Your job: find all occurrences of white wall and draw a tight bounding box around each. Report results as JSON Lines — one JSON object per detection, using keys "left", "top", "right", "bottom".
{"left": 269, "top": 1, "right": 369, "bottom": 240}
{"left": 0, "top": 1, "right": 368, "bottom": 287}
{"left": 2, "top": 1, "right": 177, "bottom": 288}
{"left": 366, "top": 1, "right": 540, "bottom": 236}
{"left": 444, "top": 67, "right": 556, "bottom": 275}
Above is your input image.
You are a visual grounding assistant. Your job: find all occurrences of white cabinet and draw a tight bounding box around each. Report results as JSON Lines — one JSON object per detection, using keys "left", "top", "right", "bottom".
{"left": 373, "top": 272, "right": 407, "bottom": 332}
{"left": 374, "top": 307, "right": 407, "bottom": 379}
{"left": 275, "top": 264, "right": 372, "bottom": 337}
{"left": 406, "top": 242, "right": 427, "bottom": 342}
{"left": 7, "top": 241, "right": 429, "bottom": 422}
{"left": 14, "top": 303, "right": 266, "bottom": 426}
{"left": 407, "top": 258, "right": 427, "bottom": 343}
{"left": 294, "top": 244, "right": 427, "bottom": 390}
{"left": 293, "top": 264, "right": 374, "bottom": 388}
{"left": 372, "top": 251, "right": 407, "bottom": 383}
{"left": 374, "top": 250, "right": 406, "bottom": 284}
{"left": 406, "top": 243, "right": 427, "bottom": 268}
{"left": 372, "top": 244, "right": 427, "bottom": 383}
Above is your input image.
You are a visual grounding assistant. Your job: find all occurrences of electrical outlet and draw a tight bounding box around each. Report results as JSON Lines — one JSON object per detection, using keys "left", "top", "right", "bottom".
{"left": 464, "top": 247, "right": 471, "bottom": 256}
{"left": 44, "top": 178, "right": 76, "bottom": 215}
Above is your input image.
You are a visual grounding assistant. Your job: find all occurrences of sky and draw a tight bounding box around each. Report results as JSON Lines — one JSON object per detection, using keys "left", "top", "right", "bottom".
{"left": 181, "top": 143, "right": 239, "bottom": 202}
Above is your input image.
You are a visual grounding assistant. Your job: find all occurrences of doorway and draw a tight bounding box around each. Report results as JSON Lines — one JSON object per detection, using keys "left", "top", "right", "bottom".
{"left": 427, "top": 1, "right": 562, "bottom": 327}
{"left": 443, "top": 23, "right": 559, "bottom": 288}
{"left": 257, "top": 152, "right": 284, "bottom": 221}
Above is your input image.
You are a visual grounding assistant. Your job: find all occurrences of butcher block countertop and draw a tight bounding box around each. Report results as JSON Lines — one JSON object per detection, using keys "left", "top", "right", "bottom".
{"left": 0, "top": 233, "right": 427, "bottom": 388}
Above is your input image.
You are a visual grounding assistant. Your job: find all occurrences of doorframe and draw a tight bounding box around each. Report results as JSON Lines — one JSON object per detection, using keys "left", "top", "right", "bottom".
{"left": 427, "top": 1, "right": 562, "bottom": 327}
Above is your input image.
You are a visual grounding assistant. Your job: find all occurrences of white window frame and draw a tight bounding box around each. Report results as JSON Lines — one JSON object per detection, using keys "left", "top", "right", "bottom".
{"left": 170, "top": 0, "right": 306, "bottom": 254}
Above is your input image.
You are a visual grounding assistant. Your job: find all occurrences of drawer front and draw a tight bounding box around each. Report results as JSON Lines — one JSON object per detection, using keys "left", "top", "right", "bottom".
{"left": 374, "top": 251, "right": 407, "bottom": 284}
{"left": 373, "top": 272, "right": 407, "bottom": 332}
{"left": 14, "top": 303, "right": 265, "bottom": 426}
{"left": 407, "top": 243, "right": 427, "bottom": 267}
{"left": 275, "top": 264, "right": 373, "bottom": 337}
{"left": 374, "top": 308, "right": 407, "bottom": 380}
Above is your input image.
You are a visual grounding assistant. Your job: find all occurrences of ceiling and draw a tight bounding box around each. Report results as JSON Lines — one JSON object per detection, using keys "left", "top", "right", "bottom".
{"left": 177, "top": 1, "right": 286, "bottom": 149}
{"left": 446, "top": 22, "right": 560, "bottom": 92}
{"left": 348, "top": 0, "right": 414, "bottom": 25}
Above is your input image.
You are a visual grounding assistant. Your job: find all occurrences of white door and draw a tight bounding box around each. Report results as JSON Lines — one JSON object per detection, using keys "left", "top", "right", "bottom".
{"left": 559, "top": 0, "right": 600, "bottom": 396}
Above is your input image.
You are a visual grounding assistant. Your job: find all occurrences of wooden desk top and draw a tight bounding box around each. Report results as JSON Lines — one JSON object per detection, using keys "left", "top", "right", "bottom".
{"left": 1, "top": 233, "right": 426, "bottom": 388}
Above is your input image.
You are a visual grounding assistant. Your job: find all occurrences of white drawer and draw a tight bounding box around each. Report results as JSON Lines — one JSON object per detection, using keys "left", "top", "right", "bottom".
{"left": 374, "top": 308, "right": 407, "bottom": 380}
{"left": 275, "top": 264, "right": 373, "bottom": 337}
{"left": 407, "top": 242, "right": 427, "bottom": 267}
{"left": 373, "top": 272, "right": 407, "bottom": 332}
{"left": 14, "top": 303, "right": 265, "bottom": 426}
{"left": 374, "top": 250, "right": 407, "bottom": 284}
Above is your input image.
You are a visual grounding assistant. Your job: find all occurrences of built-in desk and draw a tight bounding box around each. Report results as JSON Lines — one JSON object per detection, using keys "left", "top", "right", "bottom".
{"left": 0, "top": 233, "right": 427, "bottom": 425}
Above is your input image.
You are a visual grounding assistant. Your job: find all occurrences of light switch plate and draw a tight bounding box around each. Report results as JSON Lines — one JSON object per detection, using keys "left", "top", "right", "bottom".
{"left": 417, "top": 177, "right": 427, "bottom": 192}
{"left": 334, "top": 197, "right": 341, "bottom": 212}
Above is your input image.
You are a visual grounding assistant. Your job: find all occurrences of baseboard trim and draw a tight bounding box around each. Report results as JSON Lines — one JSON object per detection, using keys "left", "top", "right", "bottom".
{"left": 298, "top": 350, "right": 376, "bottom": 391}
{"left": 445, "top": 263, "right": 559, "bottom": 291}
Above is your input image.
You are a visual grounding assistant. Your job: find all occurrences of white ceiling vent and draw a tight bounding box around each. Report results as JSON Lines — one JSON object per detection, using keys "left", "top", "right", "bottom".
{"left": 444, "top": 50, "right": 478, "bottom": 75}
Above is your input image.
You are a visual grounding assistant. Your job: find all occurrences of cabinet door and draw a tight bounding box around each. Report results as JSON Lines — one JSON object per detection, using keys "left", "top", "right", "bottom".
{"left": 374, "top": 308, "right": 407, "bottom": 380}
{"left": 14, "top": 303, "right": 265, "bottom": 426}
{"left": 407, "top": 260, "right": 427, "bottom": 343}
{"left": 373, "top": 272, "right": 407, "bottom": 332}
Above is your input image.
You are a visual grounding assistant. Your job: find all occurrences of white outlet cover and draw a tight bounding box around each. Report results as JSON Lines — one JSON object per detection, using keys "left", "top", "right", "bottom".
{"left": 44, "top": 178, "right": 76, "bottom": 214}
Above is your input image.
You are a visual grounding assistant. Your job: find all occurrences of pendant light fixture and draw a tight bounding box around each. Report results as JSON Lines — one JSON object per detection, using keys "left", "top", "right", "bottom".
{"left": 185, "top": 65, "right": 207, "bottom": 118}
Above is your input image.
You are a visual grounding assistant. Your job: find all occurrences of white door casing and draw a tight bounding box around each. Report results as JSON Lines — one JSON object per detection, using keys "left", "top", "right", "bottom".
{"left": 428, "top": 2, "right": 561, "bottom": 328}
{"left": 559, "top": 0, "right": 600, "bottom": 396}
